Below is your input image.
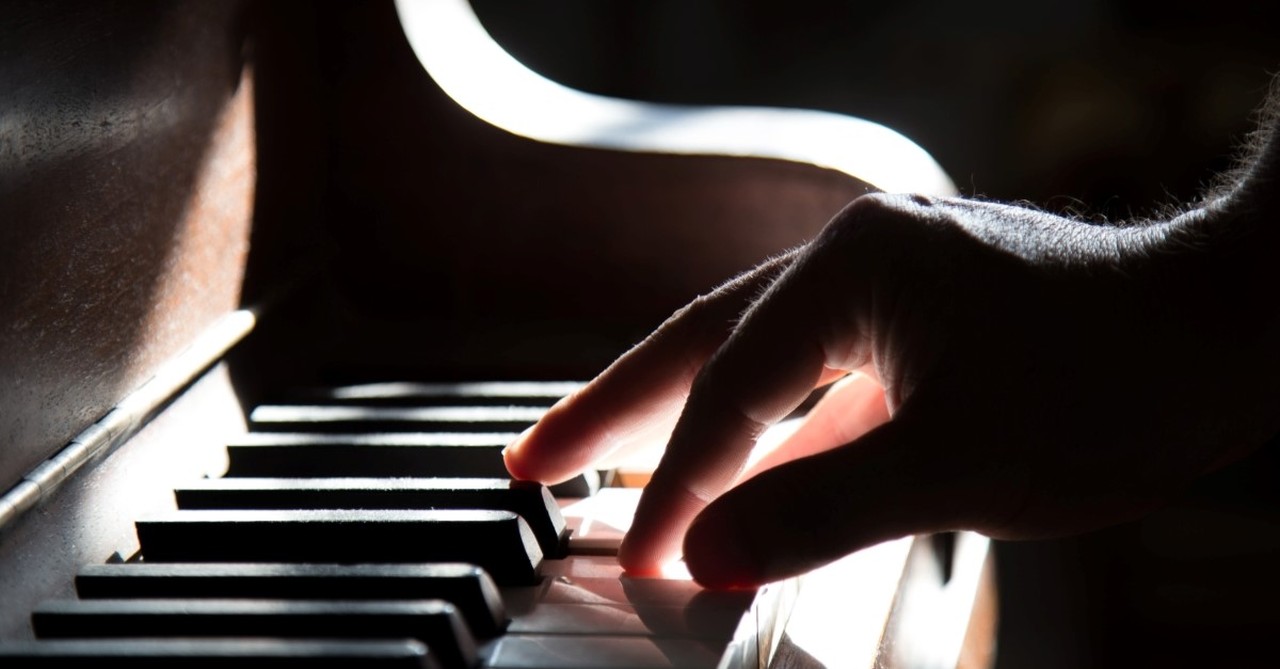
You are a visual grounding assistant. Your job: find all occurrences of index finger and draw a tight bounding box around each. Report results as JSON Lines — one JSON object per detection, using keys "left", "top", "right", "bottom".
{"left": 503, "top": 250, "right": 802, "bottom": 485}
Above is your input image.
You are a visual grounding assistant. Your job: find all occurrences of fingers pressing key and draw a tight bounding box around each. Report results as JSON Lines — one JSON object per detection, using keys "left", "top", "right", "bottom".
{"left": 502, "top": 251, "right": 801, "bottom": 486}
{"left": 618, "top": 239, "right": 867, "bottom": 575}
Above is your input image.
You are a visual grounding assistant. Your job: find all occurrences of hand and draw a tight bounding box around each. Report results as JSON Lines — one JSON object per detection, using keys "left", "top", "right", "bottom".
{"left": 504, "top": 193, "right": 1280, "bottom": 588}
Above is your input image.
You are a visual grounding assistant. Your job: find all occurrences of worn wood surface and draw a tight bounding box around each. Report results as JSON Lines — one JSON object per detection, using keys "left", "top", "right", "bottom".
{"left": 0, "top": 0, "right": 256, "bottom": 489}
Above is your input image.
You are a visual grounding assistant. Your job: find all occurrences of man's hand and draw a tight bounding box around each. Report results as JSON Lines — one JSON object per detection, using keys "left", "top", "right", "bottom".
{"left": 504, "top": 192, "right": 1280, "bottom": 589}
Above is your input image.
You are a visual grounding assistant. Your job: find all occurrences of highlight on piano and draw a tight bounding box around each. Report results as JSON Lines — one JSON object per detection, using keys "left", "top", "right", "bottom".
{"left": 0, "top": 0, "right": 991, "bottom": 666}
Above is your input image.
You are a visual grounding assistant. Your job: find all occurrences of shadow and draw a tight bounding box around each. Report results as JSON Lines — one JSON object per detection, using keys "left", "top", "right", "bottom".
{"left": 472, "top": 0, "right": 1280, "bottom": 217}
{"left": 226, "top": 0, "right": 334, "bottom": 408}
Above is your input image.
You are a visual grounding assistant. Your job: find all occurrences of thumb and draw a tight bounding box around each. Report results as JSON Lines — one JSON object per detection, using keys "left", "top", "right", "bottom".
{"left": 682, "top": 401, "right": 1014, "bottom": 589}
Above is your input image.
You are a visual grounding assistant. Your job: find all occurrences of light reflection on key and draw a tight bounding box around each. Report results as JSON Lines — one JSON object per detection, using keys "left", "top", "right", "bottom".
{"left": 559, "top": 488, "right": 640, "bottom": 556}
{"left": 484, "top": 635, "right": 725, "bottom": 669}
{"left": 500, "top": 487, "right": 773, "bottom": 666}
{"left": 503, "top": 555, "right": 755, "bottom": 645}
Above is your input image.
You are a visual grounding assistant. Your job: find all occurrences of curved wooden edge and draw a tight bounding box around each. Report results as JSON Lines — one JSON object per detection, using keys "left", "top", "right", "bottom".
{"left": 393, "top": 0, "right": 956, "bottom": 196}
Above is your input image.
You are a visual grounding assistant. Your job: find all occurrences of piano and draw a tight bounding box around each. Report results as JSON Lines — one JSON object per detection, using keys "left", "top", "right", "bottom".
{"left": 0, "top": 0, "right": 992, "bottom": 666}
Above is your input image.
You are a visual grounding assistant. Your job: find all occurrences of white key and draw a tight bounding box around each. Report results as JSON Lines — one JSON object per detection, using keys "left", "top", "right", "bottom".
{"left": 559, "top": 489, "right": 641, "bottom": 555}
{"left": 495, "top": 556, "right": 781, "bottom": 668}
{"left": 483, "top": 635, "right": 727, "bottom": 669}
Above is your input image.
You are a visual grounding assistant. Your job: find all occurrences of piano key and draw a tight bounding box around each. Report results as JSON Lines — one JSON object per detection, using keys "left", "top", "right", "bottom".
{"left": 481, "top": 635, "right": 727, "bottom": 669}
{"left": 502, "top": 575, "right": 754, "bottom": 617}
{"left": 32, "top": 599, "right": 476, "bottom": 669}
{"left": 497, "top": 555, "right": 760, "bottom": 656}
{"left": 537, "top": 556, "right": 625, "bottom": 579}
{"left": 136, "top": 509, "right": 543, "bottom": 585}
{"left": 224, "top": 433, "right": 514, "bottom": 478}
{"left": 542, "top": 577, "right": 752, "bottom": 609}
{"left": 0, "top": 638, "right": 439, "bottom": 668}
{"left": 536, "top": 557, "right": 698, "bottom": 583}
{"left": 248, "top": 405, "right": 546, "bottom": 433}
{"left": 559, "top": 488, "right": 642, "bottom": 555}
{"left": 546, "top": 470, "right": 598, "bottom": 499}
{"left": 505, "top": 603, "right": 741, "bottom": 640}
{"left": 75, "top": 563, "right": 506, "bottom": 638}
{"left": 174, "top": 478, "right": 567, "bottom": 558}
{"left": 221, "top": 433, "right": 598, "bottom": 498}
{"left": 292, "top": 381, "right": 582, "bottom": 407}
{"left": 488, "top": 553, "right": 797, "bottom": 668}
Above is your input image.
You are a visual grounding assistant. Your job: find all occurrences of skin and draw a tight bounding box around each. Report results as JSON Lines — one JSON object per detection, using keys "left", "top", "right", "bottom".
{"left": 505, "top": 99, "right": 1280, "bottom": 590}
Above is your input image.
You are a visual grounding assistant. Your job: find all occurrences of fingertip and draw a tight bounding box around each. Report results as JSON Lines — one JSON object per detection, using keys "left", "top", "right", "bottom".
{"left": 618, "top": 560, "right": 663, "bottom": 579}
{"left": 619, "top": 482, "right": 708, "bottom": 575}
{"left": 683, "top": 510, "right": 763, "bottom": 590}
{"left": 503, "top": 420, "right": 591, "bottom": 484}
{"left": 501, "top": 426, "right": 536, "bottom": 480}
{"left": 618, "top": 530, "right": 668, "bottom": 576}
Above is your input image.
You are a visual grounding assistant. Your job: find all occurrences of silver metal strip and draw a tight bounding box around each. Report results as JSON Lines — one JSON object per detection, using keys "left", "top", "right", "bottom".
{"left": 0, "top": 309, "right": 257, "bottom": 534}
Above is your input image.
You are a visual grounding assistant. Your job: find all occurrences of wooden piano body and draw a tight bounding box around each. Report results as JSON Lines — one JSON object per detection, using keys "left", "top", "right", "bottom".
{"left": 0, "top": 1, "right": 990, "bottom": 666}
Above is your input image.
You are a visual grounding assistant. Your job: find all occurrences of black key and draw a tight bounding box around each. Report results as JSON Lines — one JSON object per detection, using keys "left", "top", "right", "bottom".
{"left": 137, "top": 509, "right": 543, "bottom": 585}
{"left": 33, "top": 599, "right": 474, "bottom": 669}
{"left": 0, "top": 638, "right": 438, "bottom": 668}
{"left": 75, "top": 563, "right": 506, "bottom": 638}
{"left": 224, "top": 433, "right": 511, "bottom": 478}
{"left": 547, "top": 470, "right": 599, "bottom": 499}
{"left": 222, "top": 433, "right": 598, "bottom": 498}
{"left": 292, "top": 381, "right": 581, "bottom": 407}
{"left": 248, "top": 406, "right": 546, "bottom": 433}
{"left": 174, "top": 478, "right": 567, "bottom": 557}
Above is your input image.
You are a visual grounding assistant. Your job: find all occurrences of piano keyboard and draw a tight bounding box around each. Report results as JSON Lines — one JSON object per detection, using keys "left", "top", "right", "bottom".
{"left": 0, "top": 381, "right": 794, "bottom": 668}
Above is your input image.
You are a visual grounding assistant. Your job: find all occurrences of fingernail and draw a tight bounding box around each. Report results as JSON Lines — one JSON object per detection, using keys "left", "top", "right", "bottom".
{"left": 502, "top": 425, "right": 534, "bottom": 458}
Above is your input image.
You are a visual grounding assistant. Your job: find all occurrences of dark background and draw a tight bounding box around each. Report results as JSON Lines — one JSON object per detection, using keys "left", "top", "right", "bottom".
{"left": 473, "top": 0, "right": 1280, "bottom": 218}
{"left": 469, "top": 2, "right": 1280, "bottom": 667}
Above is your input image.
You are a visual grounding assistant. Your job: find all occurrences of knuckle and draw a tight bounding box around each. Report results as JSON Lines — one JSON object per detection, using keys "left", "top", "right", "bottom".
{"left": 678, "top": 294, "right": 735, "bottom": 350}
{"left": 656, "top": 293, "right": 723, "bottom": 347}
{"left": 818, "top": 193, "right": 957, "bottom": 265}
